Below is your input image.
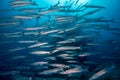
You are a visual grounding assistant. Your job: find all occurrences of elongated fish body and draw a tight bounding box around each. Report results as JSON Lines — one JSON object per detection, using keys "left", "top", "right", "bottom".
{"left": 30, "top": 51, "right": 50, "bottom": 55}
{"left": 52, "top": 46, "right": 81, "bottom": 53}
{"left": 83, "top": 9, "right": 101, "bottom": 17}
{"left": 39, "top": 68, "right": 63, "bottom": 75}
{"left": 0, "top": 22, "right": 19, "bottom": 27}
{"left": 38, "top": 10, "right": 58, "bottom": 15}
{"left": 88, "top": 64, "right": 115, "bottom": 80}
{"left": 28, "top": 42, "right": 48, "bottom": 48}
{"left": 60, "top": 66, "right": 88, "bottom": 77}
{"left": 13, "top": 15, "right": 35, "bottom": 20}
{"left": 83, "top": 5, "right": 105, "bottom": 9}
{"left": 9, "top": 1, "right": 34, "bottom": 6}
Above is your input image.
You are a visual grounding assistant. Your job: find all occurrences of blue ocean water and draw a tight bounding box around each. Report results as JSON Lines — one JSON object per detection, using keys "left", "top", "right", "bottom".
{"left": 0, "top": 0, "right": 120, "bottom": 80}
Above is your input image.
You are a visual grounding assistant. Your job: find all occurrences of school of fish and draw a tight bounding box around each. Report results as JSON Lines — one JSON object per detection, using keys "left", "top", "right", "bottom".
{"left": 0, "top": 0, "right": 120, "bottom": 80}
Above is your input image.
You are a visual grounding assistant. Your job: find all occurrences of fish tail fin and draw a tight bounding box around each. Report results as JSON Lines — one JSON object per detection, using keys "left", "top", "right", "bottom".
{"left": 103, "top": 6, "right": 106, "bottom": 9}
{"left": 78, "top": 45, "right": 83, "bottom": 51}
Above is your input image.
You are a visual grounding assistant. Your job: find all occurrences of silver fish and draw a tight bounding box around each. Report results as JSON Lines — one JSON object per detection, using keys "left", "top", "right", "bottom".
{"left": 30, "top": 51, "right": 50, "bottom": 55}
{"left": 0, "top": 22, "right": 19, "bottom": 27}
{"left": 40, "top": 30, "right": 59, "bottom": 35}
{"left": 17, "top": 40, "right": 36, "bottom": 44}
{"left": 24, "top": 27, "right": 46, "bottom": 31}
{"left": 39, "top": 68, "right": 63, "bottom": 75}
{"left": 52, "top": 46, "right": 81, "bottom": 53}
{"left": 13, "top": 15, "right": 35, "bottom": 20}
{"left": 9, "top": 1, "right": 34, "bottom": 5}
{"left": 88, "top": 64, "right": 115, "bottom": 80}
{"left": 28, "top": 42, "right": 48, "bottom": 48}
{"left": 30, "top": 61, "right": 48, "bottom": 66}
{"left": 49, "top": 63, "right": 69, "bottom": 68}
{"left": 38, "top": 10, "right": 58, "bottom": 15}
{"left": 60, "top": 67, "right": 87, "bottom": 75}
{"left": 8, "top": 47, "right": 26, "bottom": 52}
